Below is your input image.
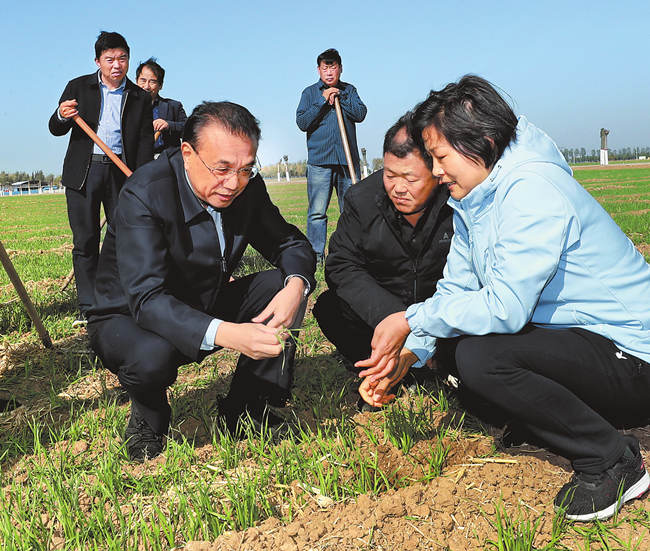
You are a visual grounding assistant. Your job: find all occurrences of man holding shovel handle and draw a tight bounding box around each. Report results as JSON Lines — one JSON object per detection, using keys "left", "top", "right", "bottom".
{"left": 49, "top": 31, "right": 153, "bottom": 323}
{"left": 296, "top": 48, "right": 367, "bottom": 263}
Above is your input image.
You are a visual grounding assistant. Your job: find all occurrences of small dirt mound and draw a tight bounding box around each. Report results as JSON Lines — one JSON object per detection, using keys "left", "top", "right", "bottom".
{"left": 186, "top": 446, "right": 650, "bottom": 551}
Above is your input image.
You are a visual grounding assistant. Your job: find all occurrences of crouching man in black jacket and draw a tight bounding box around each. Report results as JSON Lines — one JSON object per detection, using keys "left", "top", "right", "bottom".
{"left": 88, "top": 102, "right": 316, "bottom": 461}
{"left": 313, "top": 113, "right": 453, "bottom": 401}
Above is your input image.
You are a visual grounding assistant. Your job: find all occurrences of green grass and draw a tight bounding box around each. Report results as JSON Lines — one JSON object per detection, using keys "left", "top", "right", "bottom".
{"left": 0, "top": 170, "right": 649, "bottom": 549}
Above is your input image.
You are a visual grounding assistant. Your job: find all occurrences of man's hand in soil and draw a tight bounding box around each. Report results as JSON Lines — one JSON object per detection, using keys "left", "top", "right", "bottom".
{"left": 356, "top": 311, "right": 410, "bottom": 382}
{"left": 359, "top": 348, "right": 417, "bottom": 407}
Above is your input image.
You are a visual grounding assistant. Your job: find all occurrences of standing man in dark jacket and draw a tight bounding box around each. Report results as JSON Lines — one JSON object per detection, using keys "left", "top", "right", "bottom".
{"left": 136, "top": 58, "right": 187, "bottom": 155}
{"left": 296, "top": 48, "right": 367, "bottom": 262}
{"left": 88, "top": 102, "right": 316, "bottom": 462}
{"left": 49, "top": 31, "right": 153, "bottom": 320}
{"left": 314, "top": 114, "right": 453, "bottom": 391}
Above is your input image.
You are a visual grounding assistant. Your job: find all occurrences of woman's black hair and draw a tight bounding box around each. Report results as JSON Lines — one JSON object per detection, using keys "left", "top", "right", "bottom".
{"left": 412, "top": 75, "right": 517, "bottom": 168}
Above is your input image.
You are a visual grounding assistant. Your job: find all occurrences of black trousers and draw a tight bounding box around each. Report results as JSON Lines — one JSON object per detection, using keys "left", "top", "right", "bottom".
{"left": 313, "top": 289, "right": 381, "bottom": 368}
{"left": 437, "top": 326, "right": 650, "bottom": 474}
{"left": 66, "top": 161, "right": 125, "bottom": 314}
{"left": 88, "top": 270, "right": 300, "bottom": 434}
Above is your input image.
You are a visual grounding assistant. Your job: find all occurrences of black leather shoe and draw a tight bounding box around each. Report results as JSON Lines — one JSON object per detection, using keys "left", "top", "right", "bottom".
{"left": 124, "top": 406, "right": 165, "bottom": 462}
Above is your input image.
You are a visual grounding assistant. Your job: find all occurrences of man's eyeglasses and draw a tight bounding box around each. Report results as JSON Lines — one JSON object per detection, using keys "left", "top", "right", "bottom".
{"left": 194, "top": 147, "right": 259, "bottom": 180}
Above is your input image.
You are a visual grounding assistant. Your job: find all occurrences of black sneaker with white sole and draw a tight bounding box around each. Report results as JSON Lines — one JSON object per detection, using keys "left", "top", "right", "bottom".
{"left": 554, "top": 436, "right": 649, "bottom": 521}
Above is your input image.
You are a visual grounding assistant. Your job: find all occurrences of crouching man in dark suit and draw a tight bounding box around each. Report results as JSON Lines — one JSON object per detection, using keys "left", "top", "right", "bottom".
{"left": 88, "top": 101, "right": 316, "bottom": 462}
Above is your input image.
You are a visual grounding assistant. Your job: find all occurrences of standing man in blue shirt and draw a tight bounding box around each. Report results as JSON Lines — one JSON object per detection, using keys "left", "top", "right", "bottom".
{"left": 296, "top": 48, "right": 367, "bottom": 262}
{"left": 136, "top": 58, "right": 187, "bottom": 156}
{"left": 49, "top": 32, "right": 153, "bottom": 322}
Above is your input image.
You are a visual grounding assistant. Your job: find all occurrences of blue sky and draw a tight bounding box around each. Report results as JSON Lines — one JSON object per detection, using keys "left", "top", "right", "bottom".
{"left": 2, "top": 0, "right": 649, "bottom": 174}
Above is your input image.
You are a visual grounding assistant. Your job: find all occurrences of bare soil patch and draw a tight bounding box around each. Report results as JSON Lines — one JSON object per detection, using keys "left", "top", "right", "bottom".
{"left": 25, "top": 234, "right": 72, "bottom": 242}
{"left": 585, "top": 184, "right": 629, "bottom": 191}
{"left": 2, "top": 224, "right": 70, "bottom": 233}
{"left": 637, "top": 243, "right": 650, "bottom": 257}
{"left": 574, "top": 162, "right": 650, "bottom": 171}
{"left": 5, "top": 244, "right": 73, "bottom": 257}
{"left": 186, "top": 437, "right": 649, "bottom": 551}
{"left": 0, "top": 276, "right": 67, "bottom": 298}
{"left": 597, "top": 195, "right": 649, "bottom": 203}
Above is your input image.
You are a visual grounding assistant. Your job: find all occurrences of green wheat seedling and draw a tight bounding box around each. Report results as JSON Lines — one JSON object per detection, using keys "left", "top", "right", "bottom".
{"left": 484, "top": 499, "right": 547, "bottom": 551}
{"left": 220, "top": 467, "right": 275, "bottom": 531}
{"left": 423, "top": 433, "right": 451, "bottom": 480}
{"left": 214, "top": 422, "right": 245, "bottom": 470}
{"left": 383, "top": 388, "right": 446, "bottom": 454}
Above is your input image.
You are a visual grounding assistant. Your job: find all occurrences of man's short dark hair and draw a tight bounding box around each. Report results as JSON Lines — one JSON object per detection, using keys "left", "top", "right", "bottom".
{"left": 412, "top": 75, "right": 518, "bottom": 169}
{"left": 317, "top": 48, "right": 341, "bottom": 66}
{"left": 182, "top": 101, "right": 261, "bottom": 150}
{"left": 136, "top": 58, "right": 165, "bottom": 86}
{"left": 383, "top": 112, "right": 433, "bottom": 170}
{"left": 94, "top": 31, "right": 130, "bottom": 59}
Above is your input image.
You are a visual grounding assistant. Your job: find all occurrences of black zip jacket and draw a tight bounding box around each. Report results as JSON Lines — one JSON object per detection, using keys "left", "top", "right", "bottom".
{"left": 325, "top": 169, "right": 453, "bottom": 327}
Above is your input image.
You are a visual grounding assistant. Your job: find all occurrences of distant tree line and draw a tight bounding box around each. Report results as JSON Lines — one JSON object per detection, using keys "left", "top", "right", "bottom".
{"left": 0, "top": 170, "right": 61, "bottom": 185}
{"left": 560, "top": 146, "right": 650, "bottom": 163}
{"left": 261, "top": 158, "right": 386, "bottom": 179}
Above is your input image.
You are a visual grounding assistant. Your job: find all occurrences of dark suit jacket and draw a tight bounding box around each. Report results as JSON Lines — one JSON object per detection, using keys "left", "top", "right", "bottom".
{"left": 90, "top": 148, "right": 316, "bottom": 360}
{"left": 153, "top": 96, "right": 187, "bottom": 153}
{"left": 48, "top": 72, "right": 154, "bottom": 189}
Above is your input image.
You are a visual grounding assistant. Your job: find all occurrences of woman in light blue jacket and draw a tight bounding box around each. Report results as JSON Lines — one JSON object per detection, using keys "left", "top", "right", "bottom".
{"left": 357, "top": 76, "right": 650, "bottom": 521}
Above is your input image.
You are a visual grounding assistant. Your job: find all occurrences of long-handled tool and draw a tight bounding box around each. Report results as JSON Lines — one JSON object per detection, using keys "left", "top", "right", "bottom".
{"left": 0, "top": 240, "right": 53, "bottom": 348}
{"left": 60, "top": 115, "right": 134, "bottom": 291}
{"left": 333, "top": 96, "right": 358, "bottom": 184}
{"left": 73, "top": 115, "right": 133, "bottom": 176}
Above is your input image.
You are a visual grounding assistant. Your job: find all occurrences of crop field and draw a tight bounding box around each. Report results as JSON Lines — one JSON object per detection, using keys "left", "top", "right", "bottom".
{"left": 0, "top": 165, "right": 649, "bottom": 550}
